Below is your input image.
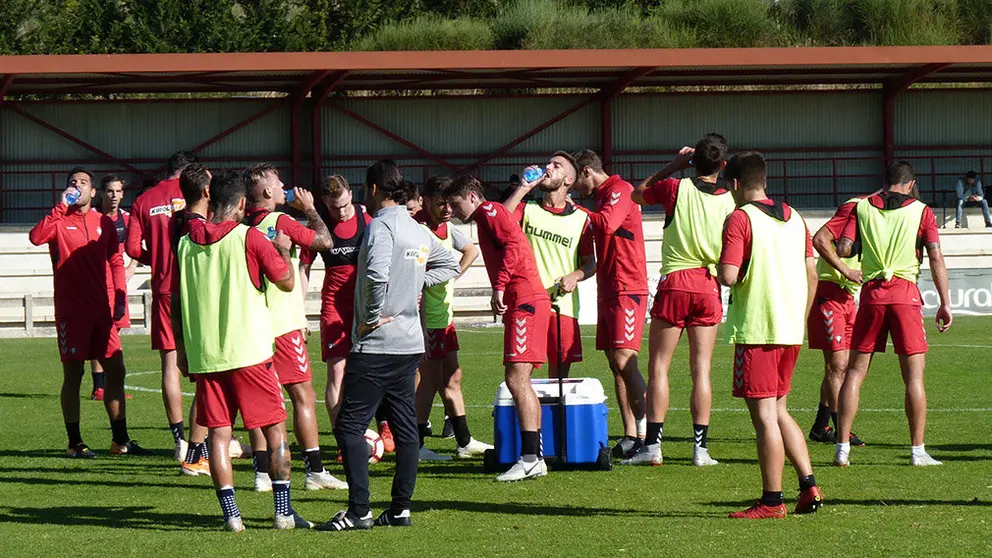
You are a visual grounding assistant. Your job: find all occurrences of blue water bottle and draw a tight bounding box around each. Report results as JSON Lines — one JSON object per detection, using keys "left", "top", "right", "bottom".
{"left": 65, "top": 188, "right": 80, "bottom": 205}
{"left": 523, "top": 167, "right": 545, "bottom": 183}
{"left": 284, "top": 188, "right": 296, "bottom": 204}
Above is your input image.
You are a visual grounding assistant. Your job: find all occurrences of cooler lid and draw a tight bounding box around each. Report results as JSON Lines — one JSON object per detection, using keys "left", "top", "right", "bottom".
{"left": 494, "top": 378, "right": 607, "bottom": 406}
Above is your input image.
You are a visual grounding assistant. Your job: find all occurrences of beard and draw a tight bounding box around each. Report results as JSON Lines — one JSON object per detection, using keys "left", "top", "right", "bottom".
{"left": 539, "top": 176, "right": 564, "bottom": 192}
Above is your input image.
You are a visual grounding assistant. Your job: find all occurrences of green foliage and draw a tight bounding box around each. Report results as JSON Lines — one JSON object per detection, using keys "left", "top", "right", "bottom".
{"left": 651, "top": 0, "right": 790, "bottom": 48}
{"left": 0, "top": 0, "right": 985, "bottom": 54}
{"left": 352, "top": 15, "right": 494, "bottom": 51}
{"left": 781, "top": 0, "right": 968, "bottom": 46}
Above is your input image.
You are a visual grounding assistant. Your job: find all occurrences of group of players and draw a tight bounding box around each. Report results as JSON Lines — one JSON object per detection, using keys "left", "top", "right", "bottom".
{"left": 29, "top": 133, "right": 953, "bottom": 528}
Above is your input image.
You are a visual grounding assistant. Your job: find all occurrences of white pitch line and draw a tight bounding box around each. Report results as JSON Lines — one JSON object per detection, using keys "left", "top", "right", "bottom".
{"left": 127, "top": 370, "right": 160, "bottom": 377}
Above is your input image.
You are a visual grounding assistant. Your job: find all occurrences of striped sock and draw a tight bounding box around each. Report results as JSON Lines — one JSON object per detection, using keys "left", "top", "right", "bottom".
{"left": 216, "top": 486, "right": 240, "bottom": 520}
{"left": 273, "top": 480, "right": 292, "bottom": 517}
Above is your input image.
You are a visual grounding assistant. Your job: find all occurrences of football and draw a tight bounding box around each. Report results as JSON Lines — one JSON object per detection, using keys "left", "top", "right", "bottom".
{"left": 365, "top": 428, "right": 385, "bottom": 463}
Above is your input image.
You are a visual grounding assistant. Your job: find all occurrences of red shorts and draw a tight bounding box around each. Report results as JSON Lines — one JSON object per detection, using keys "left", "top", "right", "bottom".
{"left": 425, "top": 324, "right": 460, "bottom": 360}
{"left": 56, "top": 313, "right": 122, "bottom": 363}
{"left": 596, "top": 294, "right": 647, "bottom": 351}
{"left": 732, "top": 344, "right": 801, "bottom": 399}
{"left": 650, "top": 288, "right": 722, "bottom": 329}
{"left": 320, "top": 313, "right": 353, "bottom": 361}
{"left": 807, "top": 282, "right": 857, "bottom": 351}
{"left": 504, "top": 298, "right": 551, "bottom": 366}
{"left": 195, "top": 359, "right": 287, "bottom": 430}
{"left": 851, "top": 304, "right": 928, "bottom": 355}
{"left": 150, "top": 292, "right": 176, "bottom": 351}
{"left": 272, "top": 330, "right": 312, "bottom": 386}
{"left": 547, "top": 313, "right": 583, "bottom": 365}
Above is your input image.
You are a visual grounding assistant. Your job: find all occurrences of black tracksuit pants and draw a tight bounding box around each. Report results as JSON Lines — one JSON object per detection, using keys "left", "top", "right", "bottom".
{"left": 334, "top": 352, "right": 421, "bottom": 516}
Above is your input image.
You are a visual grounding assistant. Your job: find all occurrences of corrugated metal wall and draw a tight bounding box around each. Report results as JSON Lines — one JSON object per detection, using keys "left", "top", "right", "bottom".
{"left": 2, "top": 89, "right": 990, "bottom": 224}
{"left": 1, "top": 99, "right": 291, "bottom": 223}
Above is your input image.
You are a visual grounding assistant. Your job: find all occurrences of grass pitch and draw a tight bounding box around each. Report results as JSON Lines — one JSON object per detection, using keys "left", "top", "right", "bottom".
{"left": 1, "top": 318, "right": 990, "bottom": 557}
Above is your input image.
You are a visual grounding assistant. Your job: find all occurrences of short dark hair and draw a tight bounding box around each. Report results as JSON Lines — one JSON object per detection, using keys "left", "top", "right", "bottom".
{"left": 100, "top": 174, "right": 124, "bottom": 189}
{"left": 552, "top": 150, "right": 578, "bottom": 174}
{"left": 403, "top": 180, "right": 420, "bottom": 200}
{"left": 693, "top": 133, "right": 728, "bottom": 176}
{"left": 423, "top": 176, "right": 452, "bottom": 198}
{"left": 572, "top": 149, "right": 603, "bottom": 173}
{"left": 365, "top": 159, "right": 407, "bottom": 204}
{"left": 320, "top": 175, "right": 350, "bottom": 199}
{"left": 208, "top": 170, "right": 246, "bottom": 214}
{"left": 66, "top": 167, "right": 93, "bottom": 187}
{"left": 180, "top": 163, "right": 211, "bottom": 204}
{"left": 885, "top": 161, "right": 915, "bottom": 186}
{"left": 509, "top": 174, "right": 521, "bottom": 185}
{"left": 445, "top": 175, "right": 486, "bottom": 199}
{"left": 966, "top": 170, "right": 977, "bottom": 180}
{"left": 243, "top": 163, "right": 279, "bottom": 203}
{"left": 167, "top": 151, "right": 197, "bottom": 176}
{"left": 725, "top": 151, "right": 767, "bottom": 190}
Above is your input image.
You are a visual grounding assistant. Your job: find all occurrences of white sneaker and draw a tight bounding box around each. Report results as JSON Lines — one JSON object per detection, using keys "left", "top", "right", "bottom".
{"left": 223, "top": 516, "right": 245, "bottom": 533}
{"left": 273, "top": 511, "right": 313, "bottom": 530}
{"left": 496, "top": 458, "right": 547, "bottom": 482}
{"left": 620, "top": 444, "right": 662, "bottom": 466}
{"left": 692, "top": 447, "right": 719, "bottom": 467}
{"left": 228, "top": 438, "right": 250, "bottom": 459}
{"left": 174, "top": 439, "right": 188, "bottom": 462}
{"left": 419, "top": 446, "right": 452, "bottom": 461}
{"left": 456, "top": 438, "right": 494, "bottom": 458}
{"left": 834, "top": 446, "right": 850, "bottom": 467}
{"left": 910, "top": 452, "right": 942, "bottom": 467}
{"left": 304, "top": 470, "right": 348, "bottom": 490}
{"left": 254, "top": 471, "right": 272, "bottom": 492}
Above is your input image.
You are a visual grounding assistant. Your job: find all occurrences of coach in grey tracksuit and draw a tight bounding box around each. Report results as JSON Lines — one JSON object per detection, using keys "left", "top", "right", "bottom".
{"left": 333, "top": 161, "right": 460, "bottom": 525}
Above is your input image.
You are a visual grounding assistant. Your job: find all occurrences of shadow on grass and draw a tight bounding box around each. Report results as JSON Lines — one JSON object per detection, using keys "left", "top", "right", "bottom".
{"left": 0, "top": 475, "right": 212, "bottom": 491}
{"left": 706, "top": 498, "right": 990, "bottom": 508}
{"left": 932, "top": 443, "right": 992, "bottom": 453}
{"left": 0, "top": 505, "right": 219, "bottom": 530}
{"left": 412, "top": 499, "right": 722, "bottom": 519}
{"left": 0, "top": 448, "right": 176, "bottom": 460}
{"left": 0, "top": 392, "right": 56, "bottom": 399}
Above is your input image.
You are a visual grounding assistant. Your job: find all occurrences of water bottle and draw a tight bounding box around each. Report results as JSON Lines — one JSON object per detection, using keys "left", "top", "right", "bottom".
{"left": 266, "top": 226, "right": 278, "bottom": 241}
{"left": 523, "top": 167, "right": 545, "bottom": 183}
{"left": 284, "top": 188, "right": 296, "bottom": 204}
{"left": 65, "top": 188, "right": 80, "bottom": 205}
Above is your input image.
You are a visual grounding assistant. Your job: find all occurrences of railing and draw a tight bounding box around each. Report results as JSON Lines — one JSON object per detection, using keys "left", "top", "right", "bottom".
{"left": 2, "top": 149, "right": 989, "bottom": 223}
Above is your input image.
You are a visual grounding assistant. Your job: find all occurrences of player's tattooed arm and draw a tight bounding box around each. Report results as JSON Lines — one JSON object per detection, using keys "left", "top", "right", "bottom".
{"left": 925, "top": 241, "right": 953, "bottom": 332}
{"left": 835, "top": 237, "right": 854, "bottom": 258}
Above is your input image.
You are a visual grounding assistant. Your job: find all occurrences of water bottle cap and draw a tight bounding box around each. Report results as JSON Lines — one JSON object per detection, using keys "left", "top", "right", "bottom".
{"left": 284, "top": 188, "right": 295, "bottom": 204}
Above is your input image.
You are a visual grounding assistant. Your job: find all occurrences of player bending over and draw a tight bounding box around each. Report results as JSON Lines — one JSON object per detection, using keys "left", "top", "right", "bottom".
{"left": 413, "top": 176, "right": 494, "bottom": 461}
{"left": 30, "top": 168, "right": 149, "bottom": 458}
{"left": 570, "top": 150, "right": 649, "bottom": 459}
{"left": 624, "top": 134, "right": 736, "bottom": 467}
{"left": 503, "top": 152, "right": 596, "bottom": 380}
{"left": 833, "top": 161, "right": 952, "bottom": 467}
{"left": 174, "top": 170, "right": 311, "bottom": 532}
{"left": 446, "top": 176, "right": 553, "bottom": 482}
{"left": 718, "top": 152, "right": 823, "bottom": 519}
{"left": 242, "top": 163, "right": 348, "bottom": 492}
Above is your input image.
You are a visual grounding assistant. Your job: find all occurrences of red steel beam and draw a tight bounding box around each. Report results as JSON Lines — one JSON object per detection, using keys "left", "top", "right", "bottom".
{"left": 5, "top": 104, "right": 146, "bottom": 175}
{"left": 327, "top": 102, "right": 462, "bottom": 174}
{"left": 311, "top": 71, "right": 350, "bottom": 188}
{"left": 188, "top": 99, "right": 286, "bottom": 154}
{"left": 1, "top": 46, "right": 991, "bottom": 74}
{"left": 882, "top": 63, "right": 952, "bottom": 160}
{"left": 291, "top": 71, "right": 330, "bottom": 187}
{"left": 458, "top": 67, "right": 655, "bottom": 175}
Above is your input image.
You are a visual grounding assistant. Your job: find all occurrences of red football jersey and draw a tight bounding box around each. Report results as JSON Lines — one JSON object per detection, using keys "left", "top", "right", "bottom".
{"left": 471, "top": 200, "right": 547, "bottom": 305}
{"left": 126, "top": 178, "right": 185, "bottom": 294}
{"left": 580, "top": 175, "right": 649, "bottom": 297}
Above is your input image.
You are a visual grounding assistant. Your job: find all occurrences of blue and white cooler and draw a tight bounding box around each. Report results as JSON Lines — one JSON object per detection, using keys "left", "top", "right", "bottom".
{"left": 488, "top": 378, "right": 611, "bottom": 470}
